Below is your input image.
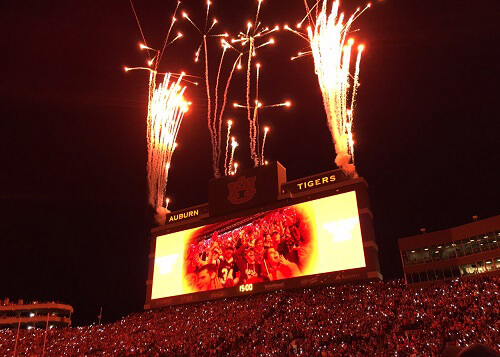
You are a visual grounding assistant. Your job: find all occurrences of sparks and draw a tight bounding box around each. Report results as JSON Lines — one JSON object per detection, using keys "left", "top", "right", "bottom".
{"left": 224, "top": 119, "right": 233, "bottom": 176}
{"left": 288, "top": 0, "right": 370, "bottom": 177}
{"left": 126, "top": 2, "right": 188, "bottom": 224}
{"left": 147, "top": 72, "right": 189, "bottom": 224}
{"left": 182, "top": 2, "right": 241, "bottom": 178}
{"left": 261, "top": 126, "right": 270, "bottom": 164}
{"left": 230, "top": 0, "right": 282, "bottom": 167}
{"left": 228, "top": 137, "right": 239, "bottom": 176}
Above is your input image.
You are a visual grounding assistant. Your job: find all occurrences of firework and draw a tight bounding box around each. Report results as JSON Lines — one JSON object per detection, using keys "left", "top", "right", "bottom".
{"left": 261, "top": 126, "right": 270, "bottom": 164}
{"left": 224, "top": 119, "right": 233, "bottom": 175}
{"left": 233, "top": 93, "right": 291, "bottom": 166}
{"left": 126, "top": 2, "right": 190, "bottom": 224}
{"left": 228, "top": 137, "right": 239, "bottom": 175}
{"left": 148, "top": 72, "right": 189, "bottom": 224}
{"left": 231, "top": 0, "right": 279, "bottom": 167}
{"left": 287, "top": 0, "right": 370, "bottom": 177}
{"left": 182, "top": 4, "right": 236, "bottom": 178}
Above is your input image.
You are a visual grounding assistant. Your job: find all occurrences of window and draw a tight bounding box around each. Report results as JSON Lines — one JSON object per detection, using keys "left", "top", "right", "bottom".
{"left": 431, "top": 245, "right": 440, "bottom": 261}
{"left": 495, "top": 257, "right": 500, "bottom": 270}
{"left": 485, "top": 260, "right": 494, "bottom": 271}
{"left": 427, "top": 270, "right": 436, "bottom": 281}
{"left": 412, "top": 272, "right": 420, "bottom": 283}
{"left": 476, "top": 261, "right": 485, "bottom": 273}
{"left": 478, "top": 235, "right": 489, "bottom": 252}
{"left": 463, "top": 239, "right": 473, "bottom": 256}
{"left": 470, "top": 237, "right": 481, "bottom": 254}
{"left": 409, "top": 248, "right": 426, "bottom": 265}
{"left": 451, "top": 266, "right": 461, "bottom": 277}
{"left": 435, "top": 268, "right": 444, "bottom": 280}
{"left": 443, "top": 266, "right": 452, "bottom": 279}
{"left": 405, "top": 273, "right": 413, "bottom": 284}
{"left": 422, "top": 247, "right": 431, "bottom": 262}
{"left": 403, "top": 253, "right": 410, "bottom": 266}
{"left": 419, "top": 271, "right": 428, "bottom": 282}
{"left": 408, "top": 249, "right": 421, "bottom": 265}
{"left": 488, "top": 232, "right": 497, "bottom": 250}
{"left": 441, "top": 243, "right": 456, "bottom": 260}
{"left": 455, "top": 242, "right": 464, "bottom": 257}
{"left": 460, "top": 263, "right": 477, "bottom": 276}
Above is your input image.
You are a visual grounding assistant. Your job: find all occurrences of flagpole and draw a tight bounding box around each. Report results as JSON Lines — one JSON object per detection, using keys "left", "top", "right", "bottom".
{"left": 41, "top": 312, "right": 49, "bottom": 357}
{"left": 13, "top": 315, "right": 21, "bottom": 357}
{"left": 98, "top": 307, "right": 102, "bottom": 325}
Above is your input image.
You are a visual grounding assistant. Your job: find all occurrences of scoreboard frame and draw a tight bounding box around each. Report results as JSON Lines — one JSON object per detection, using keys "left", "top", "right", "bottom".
{"left": 145, "top": 166, "right": 381, "bottom": 309}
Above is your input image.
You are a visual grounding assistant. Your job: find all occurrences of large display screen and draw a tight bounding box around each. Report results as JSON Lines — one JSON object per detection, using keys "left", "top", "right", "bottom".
{"left": 151, "top": 190, "right": 366, "bottom": 300}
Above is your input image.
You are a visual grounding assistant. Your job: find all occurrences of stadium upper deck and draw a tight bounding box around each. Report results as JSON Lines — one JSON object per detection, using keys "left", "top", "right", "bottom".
{"left": 0, "top": 299, "right": 73, "bottom": 329}
{"left": 398, "top": 215, "right": 500, "bottom": 285}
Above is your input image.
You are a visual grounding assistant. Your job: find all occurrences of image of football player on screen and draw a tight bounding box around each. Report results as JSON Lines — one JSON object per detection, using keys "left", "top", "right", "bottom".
{"left": 217, "top": 246, "right": 240, "bottom": 287}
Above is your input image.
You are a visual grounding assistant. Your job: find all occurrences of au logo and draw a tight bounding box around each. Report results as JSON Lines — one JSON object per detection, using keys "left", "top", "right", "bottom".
{"left": 228, "top": 176, "right": 257, "bottom": 204}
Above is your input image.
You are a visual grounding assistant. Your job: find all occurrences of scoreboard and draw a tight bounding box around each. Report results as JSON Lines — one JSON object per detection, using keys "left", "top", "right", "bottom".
{"left": 145, "top": 163, "right": 381, "bottom": 308}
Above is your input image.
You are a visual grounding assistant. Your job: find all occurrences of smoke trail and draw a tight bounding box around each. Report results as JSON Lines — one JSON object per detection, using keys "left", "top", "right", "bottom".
{"left": 202, "top": 35, "right": 219, "bottom": 178}
{"left": 158, "top": 1, "right": 181, "bottom": 64}
{"left": 350, "top": 46, "right": 363, "bottom": 116}
{"left": 128, "top": 0, "right": 150, "bottom": 58}
{"left": 246, "top": 38, "right": 255, "bottom": 165}
{"left": 224, "top": 120, "right": 232, "bottom": 175}
{"left": 251, "top": 63, "right": 261, "bottom": 166}
{"left": 214, "top": 46, "right": 227, "bottom": 174}
{"left": 218, "top": 53, "right": 242, "bottom": 172}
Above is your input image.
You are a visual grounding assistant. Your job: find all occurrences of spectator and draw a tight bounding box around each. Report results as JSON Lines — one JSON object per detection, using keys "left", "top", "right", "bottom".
{"left": 0, "top": 276, "right": 498, "bottom": 357}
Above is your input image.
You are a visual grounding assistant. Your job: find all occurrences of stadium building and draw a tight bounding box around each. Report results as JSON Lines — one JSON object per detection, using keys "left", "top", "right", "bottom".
{"left": 398, "top": 215, "right": 500, "bottom": 285}
{"left": 0, "top": 299, "right": 73, "bottom": 329}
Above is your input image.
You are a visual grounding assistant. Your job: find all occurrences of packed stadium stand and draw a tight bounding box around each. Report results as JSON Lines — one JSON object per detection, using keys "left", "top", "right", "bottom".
{"left": 0, "top": 276, "right": 498, "bottom": 356}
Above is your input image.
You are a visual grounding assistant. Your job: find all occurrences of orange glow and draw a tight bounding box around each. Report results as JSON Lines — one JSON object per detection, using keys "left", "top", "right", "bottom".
{"left": 152, "top": 228, "right": 195, "bottom": 299}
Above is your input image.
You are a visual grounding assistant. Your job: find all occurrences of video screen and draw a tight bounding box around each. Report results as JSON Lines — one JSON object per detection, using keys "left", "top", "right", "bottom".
{"left": 151, "top": 191, "right": 366, "bottom": 300}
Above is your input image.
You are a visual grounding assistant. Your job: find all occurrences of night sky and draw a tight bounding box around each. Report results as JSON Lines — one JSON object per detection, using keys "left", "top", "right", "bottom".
{"left": 1, "top": 0, "right": 498, "bottom": 325}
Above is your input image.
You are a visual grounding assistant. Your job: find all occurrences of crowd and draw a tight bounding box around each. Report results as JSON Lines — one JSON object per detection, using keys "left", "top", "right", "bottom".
{"left": 0, "top": 276, "right": 498, "bottom": 356}
{"left": 184, "top": 206, "right": 313, "bottom": 292}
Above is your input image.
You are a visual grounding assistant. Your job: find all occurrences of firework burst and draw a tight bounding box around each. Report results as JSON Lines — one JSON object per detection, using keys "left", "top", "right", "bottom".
{"left": 182, "top": 3, "right": 238, "bottom": 178}
{"left": 126, "top": 1, "right": 191, "bottom": 224}
{"left": 231, "top": 0, "right": 280, "bottom": 167}
{"left": 287, "top": 0, "right": 370, "bottom": 177}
